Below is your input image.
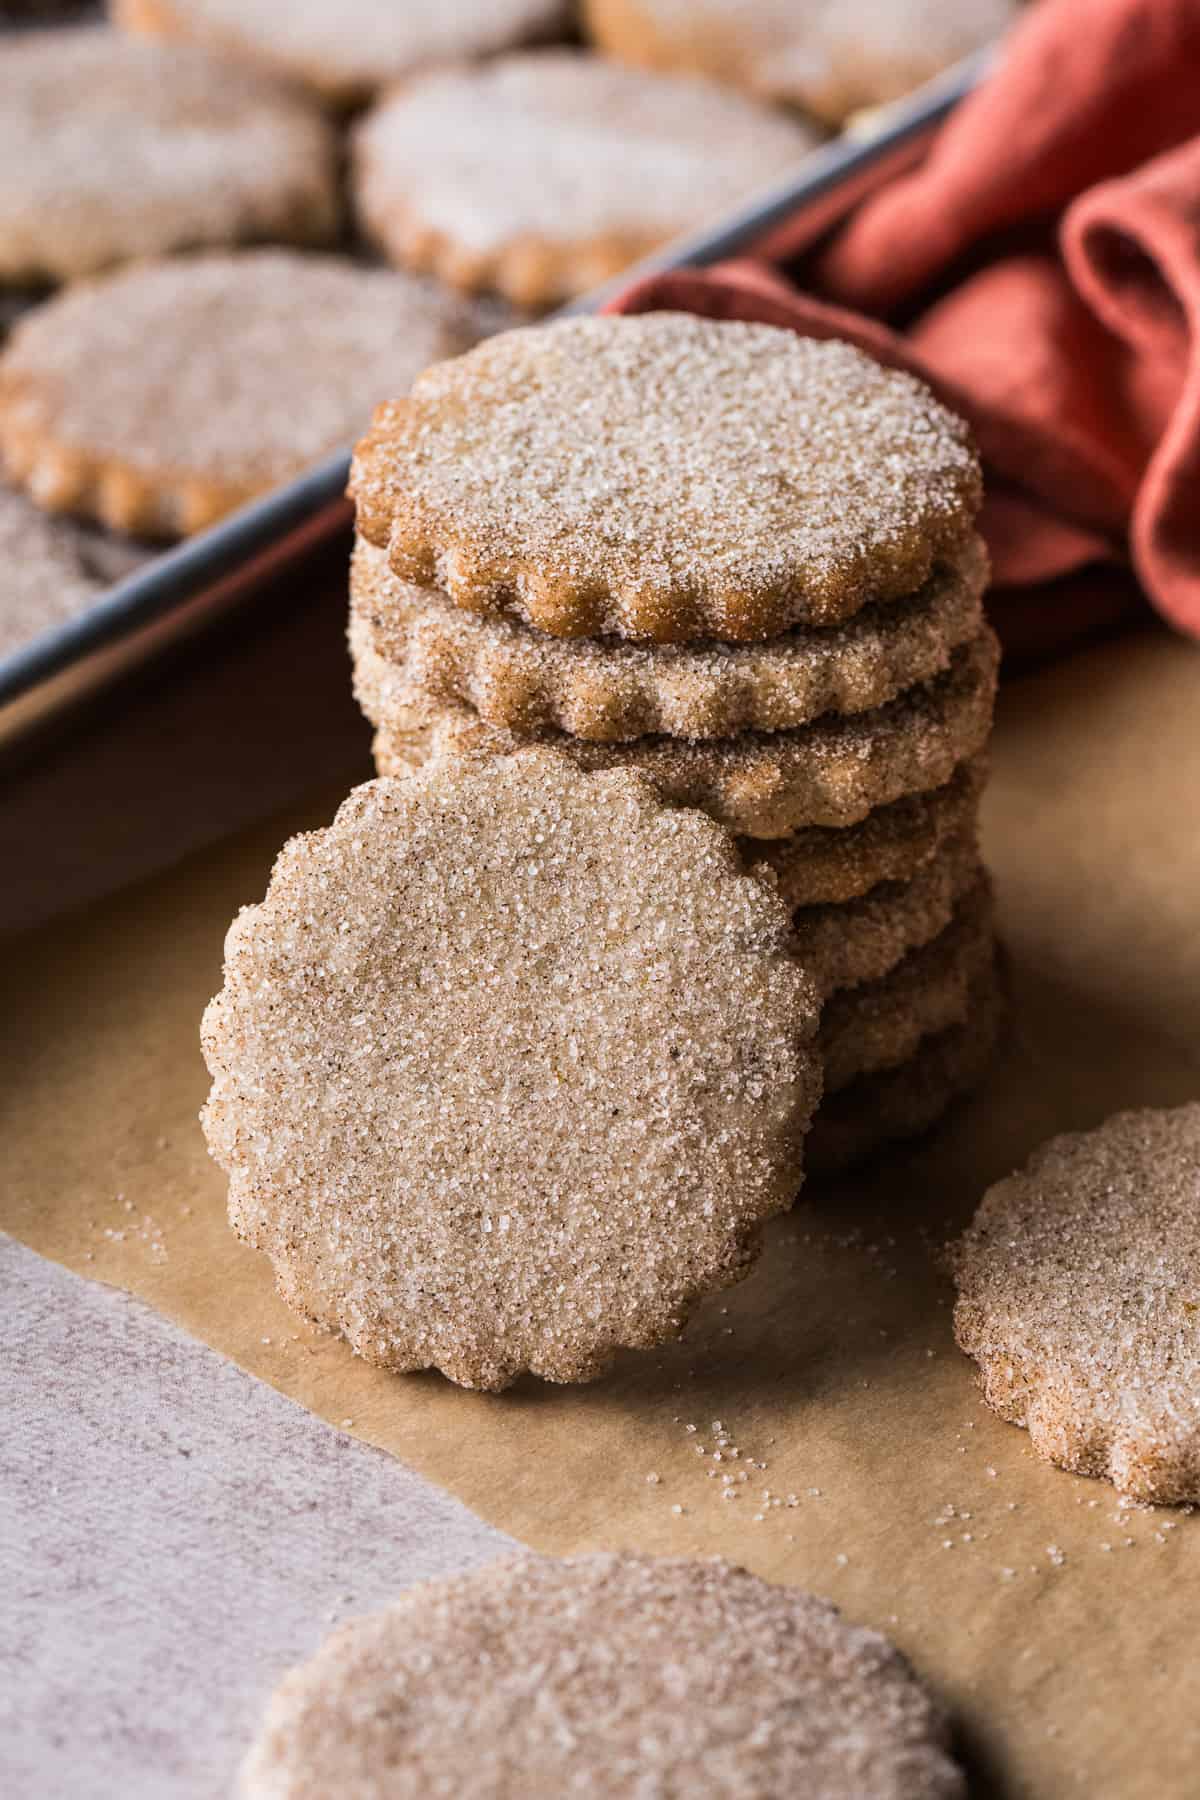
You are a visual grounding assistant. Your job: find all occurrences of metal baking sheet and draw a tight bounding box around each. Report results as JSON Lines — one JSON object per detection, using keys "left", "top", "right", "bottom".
{"left": 0, "top": 49, "right": 990, "bottom": 761}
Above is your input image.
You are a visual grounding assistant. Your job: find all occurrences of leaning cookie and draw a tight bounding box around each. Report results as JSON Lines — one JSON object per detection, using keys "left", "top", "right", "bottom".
{"left": 350, "top": 315, "right": 981, "bottom": 642}
{"left": 0, "top": 29, "right": 337, "bottom": 286}
{"left": 113, "top": 0, "right": 571, "bottom": 107}
{"left": 361, "top": 629, "right": 999, "bottom": 839}
{"left": 201, "top": 751, "right": 822, "bottom": 1392}
{"left": 241, "top": 1552, "right": 965, "bottom": 1800}
{"left": 351, "top": 533, "right": 988, "bottom": 742}
{"left": 583, "top": 0, "right": 1018, "bottom": 125}
{"left": 953, "top": 1105, "right": 1200, "bottom": 1504}
{"left": 352, "top": 52, "right": 818, "bottom": 310}
{"left": 0, "top": 251, "right": 477, "bottom": 537}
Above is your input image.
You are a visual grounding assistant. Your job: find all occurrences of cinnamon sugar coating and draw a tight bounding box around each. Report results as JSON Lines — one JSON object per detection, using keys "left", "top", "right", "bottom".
{"left": 350, "top": 315, "right": 982, "bottom": 643}
{"left": 744, "top": 758, "right": 986, "bottom": 907}
{"left": 790, "top": 826, "right": 980, "bottom": 999}
{"left": 240, "top": 1552, "right": 965, "bottom": 1800}
{"left": 0, "top": 29, "right": 337, "bottom": 285}
{"left": 953, "top": 1105, "right": 1200, "bottom": 1503}
{"left": 809, "top": 961, "right": 1004, "bottom": 1175}
{"left": 201, "top": 752, "right": 822, "bottom": 1392}
{"left": 352, "top": 52, "right": 818, "bottom": 310}
{"left": 0, "top": 251, "right": 477, "bottom": 538}
{"left": 114, "top": 0, "right": 570, "bottom": 107}
{"left": 819, "top": 877, "right": 994, "bottom": 1092}
{"left": 361, "top": 629, "right": 999, "bottom": 840}
{"left": 351, "top": 533, "right": 987, "bottom": 743}
{"left": 583, "top": 0, "right": 1018, "bottom": 125}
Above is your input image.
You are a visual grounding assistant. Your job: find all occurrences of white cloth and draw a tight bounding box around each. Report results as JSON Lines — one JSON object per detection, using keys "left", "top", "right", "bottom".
{"left": 0, "top": 1234, "right": 514, "bottom": 1799}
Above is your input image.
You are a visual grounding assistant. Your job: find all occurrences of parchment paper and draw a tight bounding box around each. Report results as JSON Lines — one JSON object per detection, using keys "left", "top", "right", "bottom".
{"left": 4, "top": 627, "right": 1200, "bottom": 1800}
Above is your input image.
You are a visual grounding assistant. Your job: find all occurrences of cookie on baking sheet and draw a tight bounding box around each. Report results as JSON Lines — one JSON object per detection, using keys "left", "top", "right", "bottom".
{"left": 351, "top": 532, "right": 988, "bottom": 743}
{"left": 0, "top": 482, "right": 105, "bottom": 658}
{"left": 0, "top": 251, "right": 477, "bottom": 538}
{"left": 0, "top": 29, "right": 337, "bottom": 286}
{"left": 818, "top": 876, "right": 994, "bottom": 1092}
{"left": 808, "top": 961, "right": 1003, "bottom": 1175}
{"left": 746, "top": 757, "right": 986, "bottom": 908}
{"left": 953, "top": 1104, "right": 1200, "bottom": 1504}
{"left": 352, "top": 52, "right": 817, "bottom": 311}
{"left": 360, "top": 628, "right": 999, "bottom": 839}
{"left": 240, "top": 1552, "right": 965, "bottom": 1800}
{"left": 584, "top": 0, "right": 1018, "bottom": 125}
{"left": 350, "top": 315, "right": 982, "bottom": 643}
{"left": 114, "top": 0, "right": 570, "bottom": 105}
{"left": 201, "top": 751, "right": 821, "bottom": 1392}
{"left": 790, "top": 825, "right": 980, "bottom": 998}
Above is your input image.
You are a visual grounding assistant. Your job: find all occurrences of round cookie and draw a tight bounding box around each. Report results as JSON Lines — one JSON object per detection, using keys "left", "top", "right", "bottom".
{"left": 584, "top": 0, "right": 1019, "bottom": 126}
{"left": 953, "top": 1104, "right": 1200, "bottom": 1503}
{"left": 790, "top": 825, "right": 981, "bottom": 998}
{"left": 746, "top": 757, "right": 986, "bottom": 907}
{"left": 808, "top": 963, "right": 1003, "bottom": 1175}
{"left": 201, "top": 751, "right": 822, "bottom": 1392}
{"left": 113, "top": 0, "right": 570, "bottom": 107}
{"left": 0, "top": 481, "right": 104, "bottom": 658}
{"left": 361, "top": 629, "right": 1000, "bottom": 840}
{"left": 350, "top": 314, "right": 982, "bottom": 643}
{"left": 0, "top": 251, "right": 478, "bottom": 538}
{"left": 352, "top": 52, "right": 818, "bottom": 311}
{"left": 818, "top": 878, "right": 994, "bottom": 1092}
{"left": 240, "top": 1552, "right": 965, "bottom": 1799}
{"left": 351, "top": 532, "right": 988, "bottom": 742}
{"left": 0, "top": 29, "right": 337, "bottom": 286}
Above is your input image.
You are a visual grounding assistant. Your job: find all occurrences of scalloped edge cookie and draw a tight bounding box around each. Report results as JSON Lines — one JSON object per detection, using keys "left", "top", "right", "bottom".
{"left": 201, "top": 750, "right": 822, "bottom": 1392}
{"left": 350, "top": 315, "right": 982, "bottom": 642}
{"left": 240, "top": 1552, "right": 965, "bottom": 1799}
{"left": 0, "top": 250, "right": 478, "bottom": 538}
{"left": 359, "top": 627, "right": 999, "bottom": 839}
{"left": 114, "top": 0, "right": 571, "bottom": 108}
{"left": 351, "top": 51, "right": 818, "bottom": 310}
{"left": 350, "top": 532, "right": 988, "bottom": 743}
{"left": 952, "top": 1104, "right": 1200, "bottom": 1504}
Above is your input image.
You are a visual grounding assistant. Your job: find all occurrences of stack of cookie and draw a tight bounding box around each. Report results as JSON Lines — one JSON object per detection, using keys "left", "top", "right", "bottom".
{"left": 347, "top": 313, "right": 1002, "bottom": 1175}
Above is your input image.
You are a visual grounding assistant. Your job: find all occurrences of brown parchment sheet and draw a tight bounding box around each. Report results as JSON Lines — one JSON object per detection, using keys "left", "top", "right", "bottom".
{"left": 3, "top": 627, "right": 1200, "bottom": 1800}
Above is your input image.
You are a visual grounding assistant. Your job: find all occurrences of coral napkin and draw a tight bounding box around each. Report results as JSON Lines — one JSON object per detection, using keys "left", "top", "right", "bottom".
{"left": 609, "top": 0, "right": 1200, "bottom": 657}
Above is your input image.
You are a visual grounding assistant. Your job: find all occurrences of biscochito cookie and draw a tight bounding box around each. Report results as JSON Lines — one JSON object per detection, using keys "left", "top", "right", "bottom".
{"left": 953, "top": 1105, "right": 1200, "bottom": 1504}
{"left": 350, "top": 315, "right": 982, "bottom": 643}
{"left": 201, "top": 751, "right": 822, "bottom": 1392}
{"left": 789, "top": 825, "right": 980, "bottom": 998}
{"left": 818, "top": 877, "right": 994, "bottom": 1093}
{"left": 351, "top": 533, "right": 988, "bottom": 742}
{"left": 0, "top": 251, "right": 477, "bottom": 538}
{"left": 746, "top": 757, "right": 987, "bottom": 908}
{"left": 352, "top": 52, "right": 818, "bottom": 311}
{"left": 584, "top": 0, "right": 1019, "bottom": 125}
{"left": 240, "top": 1553, "right": 966, "bottom": 1800}
{"left": 0, "top": 29, "right": 337, "bottom": 286}
{"left": 0, "top": 482, "right": 104, "bottom": 658}
{"left": 808, "top": 963, "right": 1003, "bottom": 1175}
{"left": 114, "top": 0, "right": 571, "bottom": 107}
{"left": 360, "top": 627, "right": 999, "bottom": 839}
